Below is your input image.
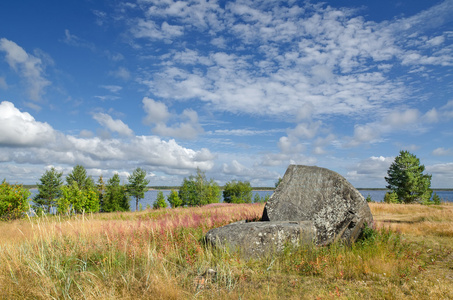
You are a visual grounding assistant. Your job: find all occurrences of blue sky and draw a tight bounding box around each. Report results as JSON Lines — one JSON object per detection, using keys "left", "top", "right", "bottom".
{"left": 0, "top": 0, "right": 452, "bottom": 188}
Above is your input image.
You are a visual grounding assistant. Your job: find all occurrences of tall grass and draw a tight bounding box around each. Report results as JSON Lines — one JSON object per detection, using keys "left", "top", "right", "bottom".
{"left": 1, "top": 202, "right": 452, "bottom": 299}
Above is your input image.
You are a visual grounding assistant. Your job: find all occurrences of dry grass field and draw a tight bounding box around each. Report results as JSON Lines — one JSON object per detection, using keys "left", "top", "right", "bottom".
{"left": 0, "top": 202, "right": 452, "bottom": 299}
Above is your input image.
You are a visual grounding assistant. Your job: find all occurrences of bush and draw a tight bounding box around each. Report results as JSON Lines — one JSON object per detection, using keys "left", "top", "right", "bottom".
{"left": 384, "top": 191, "right": 399, "bottom": 204}
{"left": 422, "top": 192, "right": 442, "bottom": 205}
{"left": 254, "top": 193, "right": 270, "bottom": 203}
{"left": 102, "top": 174, "right": 130, "bottom": 212}
{"left": 153, "top": 191, "right": 168, "bottom": 209}
{"left": 178, "top": 169, "right": 220, "bottom": 206}
{"left": 167, "top": 190, "right": 182, "bottom": 208}
{"left": 0, "top": 180, "right": 31, "bottom": 220}
{"left": 223, "top": 180, "right": 252, "bottom": 203}
{"left": 56, "top": 182, "right": 100, "bottom": 214}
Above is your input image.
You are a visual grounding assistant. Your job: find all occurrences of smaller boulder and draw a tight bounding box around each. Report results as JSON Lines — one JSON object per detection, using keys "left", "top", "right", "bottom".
{"left": 205, "top": 220, "right": 316, "bottom": 258}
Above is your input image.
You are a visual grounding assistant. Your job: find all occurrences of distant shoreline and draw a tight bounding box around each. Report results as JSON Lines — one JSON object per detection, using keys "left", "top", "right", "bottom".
{"left": 23, "top": 186, "right": 453, "bottom": 192}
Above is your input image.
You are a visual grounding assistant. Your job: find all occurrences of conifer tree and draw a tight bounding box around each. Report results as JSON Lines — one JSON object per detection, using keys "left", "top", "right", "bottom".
{"left": 385, "top": 150, "right": 432, "bottom": 204}
{"left": 127, "top": 168, "right": 150, "bottom": 211}
{"left": 34, "top": 167, "right": 63, "bottom": 213}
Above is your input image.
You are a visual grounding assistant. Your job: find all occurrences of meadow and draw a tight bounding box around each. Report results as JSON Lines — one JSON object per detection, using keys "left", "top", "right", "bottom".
{"left": 0, "top": 202, "right": 452, "bottom": 299}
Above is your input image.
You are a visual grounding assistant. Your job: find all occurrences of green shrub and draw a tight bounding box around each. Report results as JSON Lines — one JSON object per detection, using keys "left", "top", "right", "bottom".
{"left": 153, "top": 191, "right": 168, "bottom": 209}
{"left": 167, "top": 190, "right": 182, "bottom": 208}
{"left": 223, "top": 180, "right": 252, "bottom": 203}
{"left": 384, "top": 191, "right": 399, "bottom": 204}
{"left": 56, "top": 182, "right": 99, "bottom": 214}
{"left": 0, "top": 180, "right": 31, "bottom": 220}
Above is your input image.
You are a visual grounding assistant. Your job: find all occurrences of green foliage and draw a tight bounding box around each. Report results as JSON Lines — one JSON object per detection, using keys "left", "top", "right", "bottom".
{"left": 127, "top": 168, "right": 150, "bottom": 211}
{"left": 384, "top": 191, "right": 399, "bottom": 204}
{"left": 167, "top": 190, "right": 182, "bottom": 208}
{"left": 0, "top": 180, "right": 30, "bottom": 220}
{"left": 385, "top": 150, "right": 432, "bottom": 204}
{"left": 365, "top": 194, "right": 372, "bottom": 203}
{"left": 178, "top": 169, "right": 220, "bottom": 206}
{"left": 153, "top": 191, "right": 168, "bottom": 209}
{"left": 33, "top": 167, "right": 63, "bottom": 213}
{"left": 253, "top": 193, "right": 270, "bottom": 203}
{"left": 223, "top": 180, "right": 252, "bottom": 203}
{"left": 66, "top": 165, "right": 95, "bottom": 190}
{"left": 56, "top": 182, "right": 100, "bottom": 214}
{"left": 102, "top": 174, "right": 130, "bottom": 212}
{"left": 422, "top": 192, "right": 442, "bottom": 205}
{"left": 253, "top": 193, "right": 261, "bottom": 203}
{"left": 432, "top": 193, "right": 441, "bottom": 205}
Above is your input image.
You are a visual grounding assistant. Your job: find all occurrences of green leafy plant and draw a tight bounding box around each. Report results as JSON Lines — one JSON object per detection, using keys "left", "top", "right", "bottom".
{"left": 384, "top": 191, "right": 399, "bottom": 204}
{"left": 178, "top": 169, "right": 220, "bottom": 206}
{"left": 167, "top": 189, "right": 182, "bottom": 208}
{"left": 153, "top": 191, "right": 168, "bottom": 209}
{"left": 102, "top": 174, "right": 130, "bottom": 212}
{"left": 223, "top": 180, "right": 252, "bottom": 203}
{"left": 57, "top": 182, "right": 100, "bottom": 214}
{"left": 0, "top": 180, "right": 30, "bottom": 220}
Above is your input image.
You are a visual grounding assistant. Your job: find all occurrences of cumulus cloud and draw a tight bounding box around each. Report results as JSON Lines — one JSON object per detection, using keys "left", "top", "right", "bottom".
{"left": 142, "top": 97, "right": 203, "bottom": 139}
{"left": 432, "top": 147, "right": 453, "bottom": 156}
{"left": 0, "top": 102, "right": 215, "bottom": 180}
{"left": 0, "top": 101, "right": 56, "bottom": 146}
{"left": 93, "top": 112, "right": 134, "bottom": 137}
{"left": 346, "top": 156, "right": 394, "bottom": 185}
{"left": 0, "top": 38, "right": 50, "bottom": 101}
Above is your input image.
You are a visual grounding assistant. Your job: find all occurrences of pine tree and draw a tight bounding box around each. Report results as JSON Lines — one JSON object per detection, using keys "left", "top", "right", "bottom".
{"left": 34, "top": 167, "right": 63, "bottom": 213}
{"left": 385, "top": 150, "right": 432, "bottom": 204}
{"left": 66, "top": 165, "right": 95, "bottom": 190}
{"left": 127, "top": 168, "right": 150, "bottom": 211}
{"left": 102, "top": 173, "right": 129, "bottom": 212}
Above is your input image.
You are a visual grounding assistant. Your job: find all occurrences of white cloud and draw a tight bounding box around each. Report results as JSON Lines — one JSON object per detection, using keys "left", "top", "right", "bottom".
{"left": 100, "top": 85, "right": 122, "bottom": 93}
{"left": 0, "top": 102, "right": 215, "bottom": 179}
{"left": 346, "top": 156, "right": 394, "bottom": 185}
{"left": 0, "top": 38, "right": 50, "bottom": 101}
{"left": 142, "top": 97, "right": 203, "bottom": 139}
{"left": 0, "top": 101, "right": 56, "bottom": 146}
{"left": 212, "top": 129, "right": 283, "bottom": 136}
{"left": 109, "top": 67, "right": 131, "bottom": 80}
{"left": 93, "top": 112, "right": 134, "bottom": 137}
{"left": 432, "top": 147, "right": 453, "bottom": 156}
{"left": 63, "top": 29, "right": 96, "bottom": 51}
{"left": 142, "top": 97, "right": 170, "bottom": 124}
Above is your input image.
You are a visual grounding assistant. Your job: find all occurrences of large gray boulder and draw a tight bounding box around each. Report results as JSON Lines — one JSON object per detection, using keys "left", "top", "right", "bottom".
{"left": 206, "top": 220, "right": 316, "bottom": 258}
{"left": 262, "top": 165, "right": 373, "bottom": 245}
{"left": 205, "top": 165, "right": 373, "bottom": 258}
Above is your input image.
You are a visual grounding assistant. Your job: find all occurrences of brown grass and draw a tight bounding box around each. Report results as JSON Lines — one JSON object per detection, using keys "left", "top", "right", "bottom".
{"left": 0, "top": 202, "right": 452, "bottom": 299}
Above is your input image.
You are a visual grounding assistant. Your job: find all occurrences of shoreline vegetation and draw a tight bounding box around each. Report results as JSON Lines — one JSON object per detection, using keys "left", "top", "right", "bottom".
{"left": 22, "top": 185, "right": 453, "bottom": 191}
{"left": 1, "top": 202, "right": 452, "bottom": 299}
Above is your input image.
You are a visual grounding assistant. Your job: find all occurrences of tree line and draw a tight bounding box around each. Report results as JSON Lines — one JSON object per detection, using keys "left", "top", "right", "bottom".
{"left": 0, "top": 150, "right": 442, "bottom": 221}
{"left": 0, "top": 166, "right": 265, "bottom": 220}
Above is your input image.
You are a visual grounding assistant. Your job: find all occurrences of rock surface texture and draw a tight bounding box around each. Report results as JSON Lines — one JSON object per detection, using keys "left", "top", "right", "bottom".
{"left": 205, "top": 165, "right": 373, "bottom": 258}
{"left": 206, "top": 220, "right": 316, "bottom": 258}
{"left": 262, "top": 165, "right": 373, "bottom": 245}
